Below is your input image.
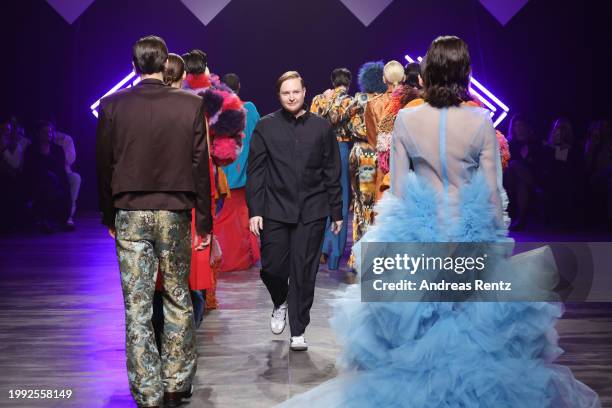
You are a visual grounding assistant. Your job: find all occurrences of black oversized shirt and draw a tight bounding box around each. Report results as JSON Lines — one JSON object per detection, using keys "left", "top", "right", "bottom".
{"left": 246, "top": 108, "right": 342, "bottom": 224}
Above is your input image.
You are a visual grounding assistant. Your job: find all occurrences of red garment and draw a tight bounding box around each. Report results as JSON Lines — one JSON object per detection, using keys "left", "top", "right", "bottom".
{"left": 189, "top": 158, "right": 217, "bottom": 290}
{"left": 215, "top": 188, "right": 260, "bottom": 272}
{"left": 156, "top": 158, "right": 217, "bottom": 291}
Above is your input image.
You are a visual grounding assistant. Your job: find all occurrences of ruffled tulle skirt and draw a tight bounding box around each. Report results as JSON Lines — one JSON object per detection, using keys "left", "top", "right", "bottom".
{"left": 276, "top": 172, "right": 600, "bottom": 407}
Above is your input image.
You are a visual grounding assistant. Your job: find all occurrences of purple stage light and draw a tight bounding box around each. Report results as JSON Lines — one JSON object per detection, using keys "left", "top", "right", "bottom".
{"left": 404, "top": 54, "right": 510, "bottom": 128}
{"left": 90, "top": 71, "right": 136, "bottom": 117}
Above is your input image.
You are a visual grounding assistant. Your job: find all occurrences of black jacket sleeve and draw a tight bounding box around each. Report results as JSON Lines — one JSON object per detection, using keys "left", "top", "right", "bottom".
{"left": 193, "top": 103, "right": 213, "bottom": 235}
{"left": 246, "top": 125, "right": 267, "bottom": 218}
{"left": 322, "top": 125, "right": 343, "bottom": 221}
{"left": 95, "top": 104, "right": 115, "bottom": 228}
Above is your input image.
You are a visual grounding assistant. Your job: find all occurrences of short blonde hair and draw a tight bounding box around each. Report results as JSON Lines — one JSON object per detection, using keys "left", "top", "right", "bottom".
{"left": 276, "top": 71, "right": 305, "bottom": 93}
{"left": 383, "top": 60, "right": 405, "bottom": 86}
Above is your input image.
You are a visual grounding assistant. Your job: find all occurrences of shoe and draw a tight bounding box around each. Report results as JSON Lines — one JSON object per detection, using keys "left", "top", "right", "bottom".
{"left": 61, "top": 221, "right": 75, "bottom": 232}
{"left": 290, "top": 334, "right": 308, "bottom": 351}
{"left": 270, "top": 301, "right": 288, "bottom": 335}
{"left": 344, "top": 271, "right": 357, "bottom": 285}
{"left": 163, "top": 385, "right": 192, "bottom": 408}
{"left": 39, "top": 222, "right": 54, "bottom": 234}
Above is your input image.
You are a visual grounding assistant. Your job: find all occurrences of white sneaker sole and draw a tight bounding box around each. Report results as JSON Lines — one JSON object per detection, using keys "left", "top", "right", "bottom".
{"left": 290, "top": 343, "right": 308, "bottom": 351}
{"left": 271, "top": 323, "right": 286, "bottom": 335}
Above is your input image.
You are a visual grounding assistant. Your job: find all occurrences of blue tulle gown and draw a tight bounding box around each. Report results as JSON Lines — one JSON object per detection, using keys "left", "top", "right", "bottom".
{"left": 276, "top": 103, "right": 601, "bottom": 407}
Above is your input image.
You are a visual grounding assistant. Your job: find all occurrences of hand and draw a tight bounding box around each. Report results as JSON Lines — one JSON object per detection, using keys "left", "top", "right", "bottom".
{"left": 108, "top": 227, "right": 116, "bottom": 239}
{"left": 249, "top": 216, "right": 263, "bottom": 237}
{"left": 195, "top": 233, "right": 211, "bottom": 251}
{"left": 330, "top": 220, "right": 343, "bottom": 235}
{"left": 323, "top": 89, "right": 334, "bottom": 99}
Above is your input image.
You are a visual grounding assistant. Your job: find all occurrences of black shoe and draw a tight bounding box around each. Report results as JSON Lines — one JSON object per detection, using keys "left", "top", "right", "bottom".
{"left": 61, "top": 222, "right": 75, "bottom": 232}
{"left": 163, "top": 393, "right": 183, "bottom": 408}
{"left": 164, "top": 385, "right": 193, "bottom": 408}
{"left": 40, "top": 222, "right": 54, "bottom": 234}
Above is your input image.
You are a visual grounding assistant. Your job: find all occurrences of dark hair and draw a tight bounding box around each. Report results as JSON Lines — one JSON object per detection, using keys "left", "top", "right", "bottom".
{"left": 276, "top": 71, "right": 304, "bottom": 94}
{"left": 222, "top": 73, "right": 241, "bottom": 93}
{"left": 37, "top": 120, "right": 55, "bottom": 131}
{"left": 132, "top": 35, "right": 168, "bottom": 75}
{"left": 422, "top": 36, "right": 471, "bottom": 108}
{"left": 181, "top": 49, "right": 207, "bottom": 75}
{"left": 404, "top": 62, "right": 422, "bottom": 89}
{"left": 508, "top": 113, "right": 529, "bottom": 133}
{"left": 163, "top": 53, "right": 185, "bottom": 85}
{"left": 331, "top": 68, "right": 351, "bottom": 88}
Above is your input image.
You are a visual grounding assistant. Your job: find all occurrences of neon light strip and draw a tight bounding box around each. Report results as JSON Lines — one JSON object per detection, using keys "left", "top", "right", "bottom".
{"left": 470, "top": 77, "right": 509, "bottom": 112}
{"left": 90, "top": 71, "right": 136, "bottom": 111}
{"left": 493, "top": 111, "right": 508, "bottom": 128}
{"left": 469, "top": 86, "right": 497, "bottom": 112}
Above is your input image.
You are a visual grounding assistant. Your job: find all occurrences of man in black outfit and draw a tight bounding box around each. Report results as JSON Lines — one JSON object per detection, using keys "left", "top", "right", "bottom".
{"left": 246, "top": 71, "right": 342, "bottom": 351}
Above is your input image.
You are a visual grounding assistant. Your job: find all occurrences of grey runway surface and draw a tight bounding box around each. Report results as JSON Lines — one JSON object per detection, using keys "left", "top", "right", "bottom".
{"left": 0, "top": 216, "right": 609, "bottom": 407}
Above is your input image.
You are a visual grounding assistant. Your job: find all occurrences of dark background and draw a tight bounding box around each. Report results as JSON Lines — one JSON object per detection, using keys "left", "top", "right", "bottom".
{"left": 1, "top": 0, "right": 610, "bottom": 211}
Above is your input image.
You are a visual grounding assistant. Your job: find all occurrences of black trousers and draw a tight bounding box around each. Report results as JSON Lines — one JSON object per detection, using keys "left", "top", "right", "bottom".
{"left": 260, "top": 217, "right": 327, "bottom": 336}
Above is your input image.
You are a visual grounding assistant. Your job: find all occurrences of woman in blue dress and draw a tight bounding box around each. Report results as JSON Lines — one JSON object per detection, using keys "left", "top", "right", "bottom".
{"left": 276, "top": 36, "right": 600, "bottom": 407}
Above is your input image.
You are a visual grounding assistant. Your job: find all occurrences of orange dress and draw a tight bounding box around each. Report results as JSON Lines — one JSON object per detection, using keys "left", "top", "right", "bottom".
{"left": 365, "top": 90, "right": 393, "bottom": 201}
{"left": 214, "top": 187, "right": 260, "bottom": 272}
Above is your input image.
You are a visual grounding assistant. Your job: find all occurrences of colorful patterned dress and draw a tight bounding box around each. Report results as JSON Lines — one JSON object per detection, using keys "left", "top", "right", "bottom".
{"left": 347, "top": 92, "right": 380, "bottom": 269}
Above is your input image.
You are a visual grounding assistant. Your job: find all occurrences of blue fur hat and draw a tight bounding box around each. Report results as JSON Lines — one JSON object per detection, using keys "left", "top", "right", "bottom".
{"left": 358, "top": 61, "right": 386, "bottom": 94}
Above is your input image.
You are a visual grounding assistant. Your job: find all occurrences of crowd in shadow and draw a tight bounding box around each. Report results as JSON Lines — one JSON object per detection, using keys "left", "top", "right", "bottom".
{"left": 0, "top": 118, "right": 80, "bottom": 233}
{"left": 504, "top": 115, "right": 612, "bottom": 231}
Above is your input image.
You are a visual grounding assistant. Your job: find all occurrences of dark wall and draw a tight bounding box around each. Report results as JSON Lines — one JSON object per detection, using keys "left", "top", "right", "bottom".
{"left": 1, "top": 0, "right": 610, "bottom": 211}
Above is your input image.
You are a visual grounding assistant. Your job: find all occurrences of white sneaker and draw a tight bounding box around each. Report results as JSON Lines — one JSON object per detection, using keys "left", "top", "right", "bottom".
{"left": 290, "top": 335, "right": 308, "bottom": 351}
{"left": 270, "top": 301, "right": 288, "bottom": 335}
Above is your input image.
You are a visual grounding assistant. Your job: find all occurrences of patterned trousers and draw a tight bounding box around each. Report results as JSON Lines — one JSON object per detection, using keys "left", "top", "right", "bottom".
{"left": 348, "top": 141, "right": 377, "bottom": 269}
{"left": 115, "top": 210, "right": 196, "bottom": 407}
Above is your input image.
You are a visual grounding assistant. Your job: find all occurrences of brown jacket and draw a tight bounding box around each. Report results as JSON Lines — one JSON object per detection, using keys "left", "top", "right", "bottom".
{"left": 96, "top": 78, "right": 212, "bottom": 234}
{"left": 364, "top": 90, "right": 393, "bottom": 149}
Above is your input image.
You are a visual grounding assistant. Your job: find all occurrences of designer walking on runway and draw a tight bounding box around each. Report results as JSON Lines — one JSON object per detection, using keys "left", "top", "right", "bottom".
{"left": 246, "top": 71, "right": 342, "bottom": 351}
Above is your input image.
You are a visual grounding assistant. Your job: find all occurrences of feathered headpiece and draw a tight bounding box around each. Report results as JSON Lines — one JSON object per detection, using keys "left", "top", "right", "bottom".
{"left": 358, "top": 61, "right": 387, "bottom": 94}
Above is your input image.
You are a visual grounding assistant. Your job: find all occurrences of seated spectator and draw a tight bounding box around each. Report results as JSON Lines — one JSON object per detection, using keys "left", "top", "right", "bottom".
{"left": 584, "top": 119, "right": 612, "bottom": 229}
{"left": 541, "top": 117, "right": 585, "bottom": 228}
{"left": 53, "top": 126, "right": 81, "bottom": 228}
{"left": 0, "top": 120, "right": 30, "bottom": 231}
{"left": 503, "top": 114, "right": 544, "bottom": 230}
{"left": 23, "top": 121, "right": 72, "bottom": 232}
{"left": 1, "top": 119, "right": 30, "bottom": 174}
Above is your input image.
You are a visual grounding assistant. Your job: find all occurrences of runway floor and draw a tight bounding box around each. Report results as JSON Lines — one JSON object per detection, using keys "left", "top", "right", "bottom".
{"left": 0, "top": 216, "right": 610, "bottom": 407}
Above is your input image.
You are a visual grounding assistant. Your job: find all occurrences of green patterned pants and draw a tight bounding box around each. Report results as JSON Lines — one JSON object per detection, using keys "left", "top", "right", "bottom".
{"left": 115, "top": 210, "right": 196, "bottom": 407}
